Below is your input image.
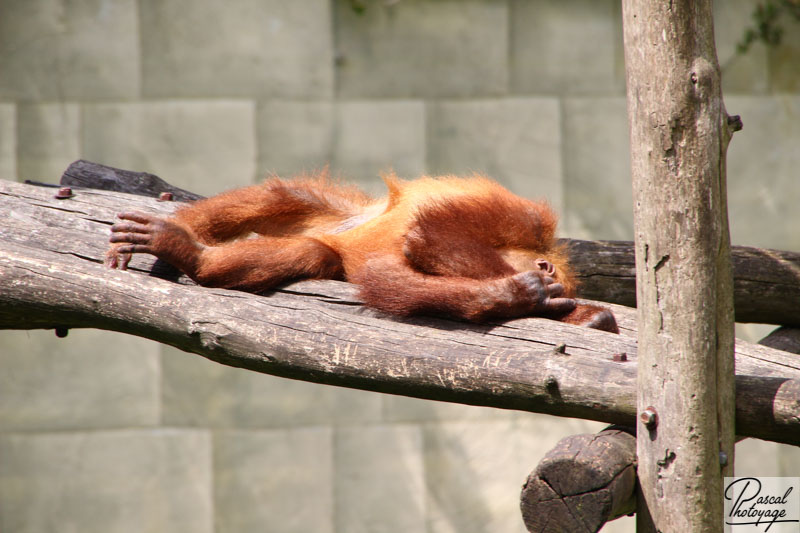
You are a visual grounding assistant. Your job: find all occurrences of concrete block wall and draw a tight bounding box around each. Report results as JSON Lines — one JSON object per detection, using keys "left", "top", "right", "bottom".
{"left": 1, "top": 1, "right": 798, "bottom": 532}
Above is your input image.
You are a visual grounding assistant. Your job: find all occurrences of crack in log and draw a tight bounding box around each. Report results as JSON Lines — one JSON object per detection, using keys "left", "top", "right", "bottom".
{"left": 84, "top": 217, "right": 114, "bottom": 226}
{"left": 55, "top": 251, "right": 104, "bottom": 264}
{"left": 537, "top": 475, "right": 594, "bottom": 533}
{"left": 276, "top": 287, "right": 355, "bottom": 302}
{"left": 31, "top": 202, "right": 90, "bottom": 215}
{"left": 736, "top": 356, "right": 800, "bottom": 373}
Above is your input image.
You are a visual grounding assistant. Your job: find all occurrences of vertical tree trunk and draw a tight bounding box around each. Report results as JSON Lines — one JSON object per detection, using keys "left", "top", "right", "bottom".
{"left": 621, "top": 1, "right": 737, "bottom": 531}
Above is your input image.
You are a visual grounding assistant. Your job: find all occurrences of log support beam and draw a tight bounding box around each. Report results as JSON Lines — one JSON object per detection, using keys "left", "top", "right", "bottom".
{"left": 519, "top": 329, "right": 800, "bottom": 532}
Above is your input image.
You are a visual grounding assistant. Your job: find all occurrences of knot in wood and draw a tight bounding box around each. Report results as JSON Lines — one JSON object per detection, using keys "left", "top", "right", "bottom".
{"left": 727, "top": 114, "right": 743, "bottom": 132}
{"left": 689, "top": 57, "right": 716, "bottom": 98}
{"left": 189, "top": 321, "right": 232, "bottom": 351}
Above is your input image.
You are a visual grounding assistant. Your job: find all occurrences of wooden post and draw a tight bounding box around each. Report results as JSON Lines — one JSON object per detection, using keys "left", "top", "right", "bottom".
{"left": 621, "top": 1, "right": 737, "bottom": 530}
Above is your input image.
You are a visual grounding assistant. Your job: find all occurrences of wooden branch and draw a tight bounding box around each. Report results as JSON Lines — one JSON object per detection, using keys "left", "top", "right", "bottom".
{"left": 519, "top": 427, "right": 636, "bottom": 533}
{"left": 518, "top": 330, "right": 800, "bottom": 533}
{"left": 57, "top": 159, "right": 204, "bottom": 203}
{"left": 1, "top": 178, "right": 799, "bottom": 444}
{"left": 58, "top": 159, "right": 800, "bottom": 327}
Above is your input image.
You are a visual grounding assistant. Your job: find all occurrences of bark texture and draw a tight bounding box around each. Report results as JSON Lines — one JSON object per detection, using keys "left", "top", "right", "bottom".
{"left": 0, "top": 179, "right": 798, "bottom": 446}
{"left": 518, "top": 331, "right": 800, "bottom": 533}
{"left": 623, "top": 1, "right": 737, "bottom": 530}
{"left": 564, "top": 239, "right": 800, "bottom": 327}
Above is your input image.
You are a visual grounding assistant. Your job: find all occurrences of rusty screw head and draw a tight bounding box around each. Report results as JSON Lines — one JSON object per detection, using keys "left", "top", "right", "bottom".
{"left": 158, "top": 191, "right": 174, "bottom": 201}
{"left": 55, "top": 187, "right": 73, "bottom": 199}
{"left": 640, "top": 406, "right": 658, "bottom": 429}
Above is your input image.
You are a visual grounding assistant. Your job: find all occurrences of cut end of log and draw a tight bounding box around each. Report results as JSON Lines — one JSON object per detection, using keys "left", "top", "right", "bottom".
{"left": 520, "top": 428, "right": 636, "bottom": 533}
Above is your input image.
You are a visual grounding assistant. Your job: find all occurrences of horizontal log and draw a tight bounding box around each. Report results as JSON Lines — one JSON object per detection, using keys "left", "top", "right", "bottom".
{"left": 59, "top": 159, "right": 800, "bottom": 327}
{"left": 564, "top": 239, "right": 800, "bottom": 327}
{"left": 0, "top": 179, "right": 799, "bottom": 444}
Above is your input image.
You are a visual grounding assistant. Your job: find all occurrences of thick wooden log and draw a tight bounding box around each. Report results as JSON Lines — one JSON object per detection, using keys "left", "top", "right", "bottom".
{"left": 520, "top": 427, "right": 636, "bottom": 533}
{"left": 57, "top": 160, "right": 800, "bottom": 327}
{"left": 564, "top": 240, "right": 800, "bottom": 327}
{"left": 0, "top": 179, "right": 798, "bottom": 444}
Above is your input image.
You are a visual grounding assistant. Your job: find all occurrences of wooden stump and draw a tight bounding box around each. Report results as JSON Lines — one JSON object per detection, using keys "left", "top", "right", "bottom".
{"left": 520, "top": 428, "right": 636, "bottom": 532}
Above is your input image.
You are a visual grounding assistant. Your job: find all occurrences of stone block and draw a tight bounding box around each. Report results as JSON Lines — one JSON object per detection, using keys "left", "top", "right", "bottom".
{"left": 510, "top": 0, "right": 624, "bottom": 96}
{"left": 735, "top": 438, "right": 800, "bottom": 477}
{"left": 561, "top": 97, "right": 633, "bottom": 240}
{"left": 427, "top": 98, "right": 563, "bottom": 209}
{"left": 768, "top": 12, "right": 800, "bottom": 92}
{"left": 215, "top": 428, "right": 334, "bottom": 533}
{"left": 17, "top": 103, "right": 81, "bottom": 182}
{"left": 332, "top": 100, "right": 426, "bottom": 192}
{"left": 0, "top": 0, "right": 139, "bottom": 100}
{"left": 382, "top": 395, "right": 514, "bottom": 423}
{"left": 162, "top": 346, "right": 382, "bottom": 428}
{"left": 257, "top": 100, "right": 426, "bottom": 190}
{"left": 82, "top": 101, "right": 256, "bottom": 195}
{"left": 335, "top": 425, "right": 425, "bottom": 533}
{"left": 713, "top": 0, "right": 770, "bottom": 94}
{"left": 725, "top": 96, "right": 800, "bottom": 250}
{"left": 140, "top": 0, "right": 333, "bottom": 98}
{"left": 0, "top": 103, "right": 15, "bottom": 180}
{"left": 424, "top": 415, "right": 606, "bottom": 533}
{"left": 258, "top": 101, "right": 335, "bottom": 177}
{"left": 0, "top": 429, "right": 212, "bottom": 533}
{"left": 336, "top": 0, "right": 508, "bottom": 98}
{"left": 0, "top": 329, "right": 159, "bottom": 431}
{"left": 735, "top": 323, "right": 777, "bottom": 344}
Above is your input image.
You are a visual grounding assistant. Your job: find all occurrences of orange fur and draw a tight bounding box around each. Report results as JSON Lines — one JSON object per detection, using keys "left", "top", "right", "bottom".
{"left": 107, "top": 173, "right": 617, "bottom": 332}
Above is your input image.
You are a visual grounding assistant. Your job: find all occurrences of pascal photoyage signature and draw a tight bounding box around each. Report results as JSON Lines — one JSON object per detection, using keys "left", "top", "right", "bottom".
{"left": 725, "top": 477, "right": 798, "bottom": 531}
